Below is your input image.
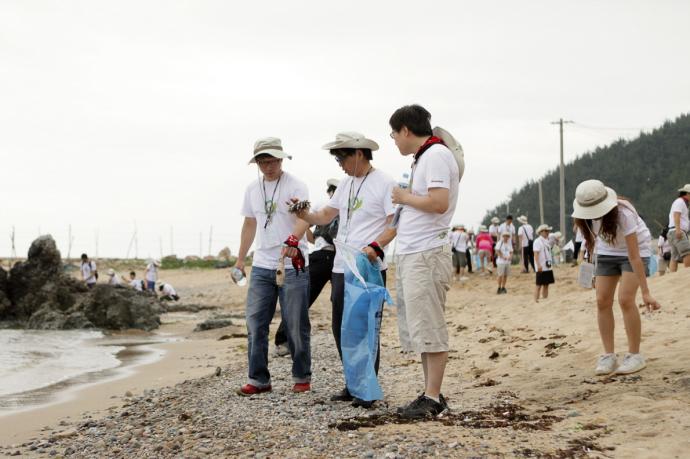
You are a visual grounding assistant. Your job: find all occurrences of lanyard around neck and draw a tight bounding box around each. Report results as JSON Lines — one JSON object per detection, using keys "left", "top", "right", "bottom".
{"left": 345, "top": 167, "right": 373, "bottom": 239}
{"left": 262, "top": 174, "right": 282, "bottom": 229}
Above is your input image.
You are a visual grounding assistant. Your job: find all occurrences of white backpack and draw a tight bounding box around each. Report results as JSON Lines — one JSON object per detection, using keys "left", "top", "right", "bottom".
{"left": 433, "top": 126, "right": 465, "bottom": 180}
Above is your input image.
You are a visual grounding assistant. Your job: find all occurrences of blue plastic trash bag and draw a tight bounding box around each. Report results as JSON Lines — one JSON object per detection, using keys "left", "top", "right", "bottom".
{"left": 340, "top": 252, "right": 392, "bottom": 402}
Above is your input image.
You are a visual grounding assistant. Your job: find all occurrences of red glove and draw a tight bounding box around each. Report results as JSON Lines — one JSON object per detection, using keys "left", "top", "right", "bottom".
{"left": 368, "top": 241, "right": 385, "bottom": 261}
{"left": 284, "top": 235, "right": 306, "bottom": 273}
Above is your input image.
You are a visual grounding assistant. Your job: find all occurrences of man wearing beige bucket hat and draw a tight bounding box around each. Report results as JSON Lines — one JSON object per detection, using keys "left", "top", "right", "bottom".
{"left": 388, "top": 104, "right": 460, "bottom": 418}
{"left": 572, "top": 179, "right": 660, "bottom": 376}
{"left": 667, "top": 184, "right": 690, "bottom": 270}
{"left": 533, "top": 224, "right": 555, "bottom": 302}
{"left": 290, "top": 131, "right": 397, "bottom": 407}
{"left": 235, "top": 137, "right": 312, "bottom": 396}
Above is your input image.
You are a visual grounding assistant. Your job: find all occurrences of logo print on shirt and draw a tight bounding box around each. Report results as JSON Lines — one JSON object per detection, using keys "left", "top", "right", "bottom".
{"left": 348, "top": 197, "right": 363, "bottom": 212}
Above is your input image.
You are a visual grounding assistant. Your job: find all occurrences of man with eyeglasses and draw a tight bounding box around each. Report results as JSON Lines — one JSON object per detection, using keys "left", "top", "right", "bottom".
{"left": 389, "top": 104, "right": 460, "bottom": 418}
{"left": 291, "top": 132, "right": 397, "bottom": 407}
{"left": 235, "top": 137, "right": 312, "bottom": 396}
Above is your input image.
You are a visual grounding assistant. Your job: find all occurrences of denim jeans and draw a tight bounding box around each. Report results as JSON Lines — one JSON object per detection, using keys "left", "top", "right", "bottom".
{"left": 245, "top": 266, "right": 311, "bottom": 387}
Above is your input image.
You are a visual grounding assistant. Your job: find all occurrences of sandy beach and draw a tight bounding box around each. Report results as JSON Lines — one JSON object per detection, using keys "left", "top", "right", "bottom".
{"left": 1, "top": 265, "right": 689, "bottom": 458}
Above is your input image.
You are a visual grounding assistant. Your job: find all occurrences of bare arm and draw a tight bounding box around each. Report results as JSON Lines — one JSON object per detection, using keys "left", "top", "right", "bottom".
{"left": 362, "top": 215, "right": 397, "bottom": 262}
{"left": 392, "top": 187, "right": 449, "bottom": 214}
{"left": 291, "top": 202, "right": 339, "bottom": 226}
{"left": 625, "top": 233, "right": 660, "bottom": 311}
{"left": 236, "top": 217, "right": 257, "bottom": 274}
{"left": 674, "top": 212, "right": 682, "bottom": 239}
{"left": 306, "top": 228, "right": 315, "bottom": 244}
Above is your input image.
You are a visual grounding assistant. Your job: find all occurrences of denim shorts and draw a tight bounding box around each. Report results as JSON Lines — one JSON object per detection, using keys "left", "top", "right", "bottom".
{"left": 595, "top": 255, "right": 650, "bottom": 277}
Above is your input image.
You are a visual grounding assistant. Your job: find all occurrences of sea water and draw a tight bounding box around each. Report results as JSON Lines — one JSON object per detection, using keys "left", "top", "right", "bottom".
{"left": 0, "top": 330, "right": 124, "bottom": 398}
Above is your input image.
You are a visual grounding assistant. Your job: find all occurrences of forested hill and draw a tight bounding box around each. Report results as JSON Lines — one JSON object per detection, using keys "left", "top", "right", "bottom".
{"left": 483, "top": 113, "right": 690, "bottom": 239}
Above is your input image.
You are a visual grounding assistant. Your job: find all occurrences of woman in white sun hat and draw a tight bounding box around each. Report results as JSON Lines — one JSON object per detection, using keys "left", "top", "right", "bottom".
{"left": 572, "top": 179, "right": 661, "bottom": 376}
{"left": 533, "top": 224, "right": 554, "bottom": 302}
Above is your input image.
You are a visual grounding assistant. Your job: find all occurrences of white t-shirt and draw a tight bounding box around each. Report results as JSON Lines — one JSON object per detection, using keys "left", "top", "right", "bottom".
{"left": 669, "top": 197, "right": 689, "bottom": 231}
{"left": 130, "top": 279, "right": 143, "bottom": 291}
{"left": 328, "top": 168, "right": 396, "bottom": 273}
{"left": 488, "top": 224, "right": 500, "bottom": 237}
{"left": 241, "top": 171, "right": 310, "bottom": 270}
{"left": 533, "top": 236, "right": 553, "bottom": 271}
{"left": 145, "top": 263, "right": 158, "bottom": 282}
{"left": 108, "top": 274, "right": 123, "bottom": 286}
{"left": 594, "top": 202, "right": 652, "bottom": 257}
{"left": 498, "top": 222, "right": 516, "bottom": 238}
{"left": 494, "top": 239, "right": 513, "bottom": 265}
{"left": 161, "top": 283, "right": 177, "bottom": 296}
{"left": 81, "top": 261, "right": 97, "bottom": 284}
{"left": 396, "top": 144, "right": 460, "bottom": 254}
{"left": 453, "top": 232, "right": 468, "bottom": 252}
{"left": 658, "top": 236, "right": 671, "bottom": 254}
{"left": 518, "top": 224, "right": 534, "bottom": 248}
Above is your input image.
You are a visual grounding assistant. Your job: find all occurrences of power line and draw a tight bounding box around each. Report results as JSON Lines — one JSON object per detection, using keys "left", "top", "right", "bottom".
{"left": 571, "top": 122, "right": 648, "bottom": 132}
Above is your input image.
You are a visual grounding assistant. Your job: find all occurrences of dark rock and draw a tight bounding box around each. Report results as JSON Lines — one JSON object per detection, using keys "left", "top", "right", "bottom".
{"left": 1, "top": 235, "right": 161, "bottom": 331}
{"left": 194, "top": 318, "right": 233, "bottom": 332}
{"left": 0, "top": 267, "right": 11, "bottom": 317}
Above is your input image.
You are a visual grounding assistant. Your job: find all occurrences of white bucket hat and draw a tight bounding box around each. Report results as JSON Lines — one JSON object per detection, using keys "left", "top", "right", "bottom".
{"left": 107, "top": 268, "right": 115, "bottom": 276}
{"left": 326, "top": 178, "right": 340, "bottom": 188}
{"left": 478, "top": 225, "right": 488, "bottom": 232}
{"left": 517, "top": 215, "right": 528, "bottom": 224}
{"left": 553, "top": 231, "right": 562, "bottom": 238}
{"left": 432, "top": 126, "right": 465, "bottom": 180}
{"left": 571, "top": 179, "right": 618, "bottom": 220}
{"left": 501, "top": 231, "right": 511, "bottom": 237}
{"left": 491, "top": 217, "right": 500, "bottom": 224}
{"left": 322, "top": 132, "right": 379, "bottom": 151}
{"left": 536, "top": 224, "right": 552, "bottom": 234}
{"left": 678, "top": 184, "right": 690, "bottom": 193}
{"left": 249, "top": 137, "right": 293, "bottom": 164}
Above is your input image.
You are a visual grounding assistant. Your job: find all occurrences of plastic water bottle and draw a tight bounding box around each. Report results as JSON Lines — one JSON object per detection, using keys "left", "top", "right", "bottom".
{"left": 399, "top": 172, "right": 410, "bottom": 189}
{"left": 230, "top": 267, "right": 247, "bottom": 287}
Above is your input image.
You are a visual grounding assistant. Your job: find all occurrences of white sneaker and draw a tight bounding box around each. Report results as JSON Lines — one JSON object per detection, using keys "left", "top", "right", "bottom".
{"left": 594, "top": 353, "right": 617, "bottom": 375}
{"left": 272, "top": 344, "right": 290, "bottom": 357}
{"left": 615, "top": 353, "right": 646, "bottom": 375}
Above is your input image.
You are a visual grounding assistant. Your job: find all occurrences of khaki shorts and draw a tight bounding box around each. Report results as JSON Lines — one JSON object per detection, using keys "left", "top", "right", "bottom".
{"left": 497, "top": 263, "right": 510, "bottom": 277}
{"left": 395, "top": 245, "right": 452, "bottom": 353}
{"left": 669, "top": 230, "right": 690, "bottom": 260}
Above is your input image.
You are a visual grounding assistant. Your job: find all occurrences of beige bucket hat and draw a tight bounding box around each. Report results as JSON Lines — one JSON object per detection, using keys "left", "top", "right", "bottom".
{"left": 501, "top": 231, "right": 511, "bottom": 237}
{"left": 249, "top": 137, "right": 293, "bottom": 164}
{"left": 322, "top": 132, "right": 379, "bottom": 151}
{"left": 572, "top": 179, "right": 618, "bottom": 220}
{"left": 678, "top": 184, "right": 690, "bottom": 193}
{"left": 536, "top": 224, "right": 552, "bottom": 234}
{"left": 491, "top": 217, "right": 500, "bottom": 224}
{"left": 432, "top": 126, "right": 465, "bottom": 180}
{"left": 517, "top": 215, "right": 528, "bottom": 224}
{"left": 478, "top": 225, "right": 488, "bottom": 232}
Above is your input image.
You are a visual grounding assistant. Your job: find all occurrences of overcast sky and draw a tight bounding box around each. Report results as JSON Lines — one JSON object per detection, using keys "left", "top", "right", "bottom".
{"left": 1, "top": 1, "right": 689, "bottom": 259}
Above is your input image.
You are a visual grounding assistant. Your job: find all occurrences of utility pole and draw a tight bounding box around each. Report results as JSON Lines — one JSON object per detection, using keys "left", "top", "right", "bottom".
{"left": 538, "top": 180, "right": 545, "bottom": 225}
{"left": 10, "top": 226, "right": 17, "bottom": 268}
{"left": 551, "top": 118, "right": 573, "bottom": 239}
{"left": 67, "top": 224, "right": 74, "bottom": 260}
{"left": 208, "top": 225, "right": 213, "bottom": 257}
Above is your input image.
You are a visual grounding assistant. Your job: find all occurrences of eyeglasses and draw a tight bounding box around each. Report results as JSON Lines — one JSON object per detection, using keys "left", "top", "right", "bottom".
{"left": 332, "top": 152, "right": 349, "bottom": 164}
{"left": 256, "top": 158, "right": 281, "bottom": 166}
{"left": 389, "top": 131, "right": 397, "bottom": 139}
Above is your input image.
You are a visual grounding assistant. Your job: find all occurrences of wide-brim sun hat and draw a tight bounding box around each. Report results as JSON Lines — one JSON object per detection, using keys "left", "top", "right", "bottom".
{"left": 326, "top": 178, "right": 340, "bottom": 188}
{"left": 501, "top": 231, "right": 511, "bottom": 237}
{"left": 107, "top": 269, "right": 115, "bottom": 276}
{"left": 432, "top": 126, "right": 465, "bottom": 180}
{"left": 153, "top": 259, "right": 161, "bottom": 267}
{"left": 553, "top": 231, "right": 562, "bottom": 238}
{"left": 491, "top": 217, "right": 500, "bottom": 224}
{"left": 517, "top": 215, "right": 528, "bottom": 224}
{"left": 679, "top": 184, "right": 690, "bottom": 193}
{"left": 571, "top": 179, "right": 618, "bottom": 220}
{"left": 536, "top": 224, "right": 552, "bottom": 234}
{"left": 249, "top": 137, "right": 293, "bottom": 164}
{"left": 478, "top": 225, "right": 488, "bottom": 232}
{"left": 322, "top": 132, "right": 379, "bottom": 151}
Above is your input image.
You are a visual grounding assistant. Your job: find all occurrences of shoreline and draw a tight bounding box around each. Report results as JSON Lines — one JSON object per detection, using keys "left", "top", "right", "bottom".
{"left": 0, "top": 333, "right": 231, "bottom": 446}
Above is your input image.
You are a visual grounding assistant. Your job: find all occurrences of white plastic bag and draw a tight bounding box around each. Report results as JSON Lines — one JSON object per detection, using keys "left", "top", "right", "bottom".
{"left": 578, "top": 262, "right": 595, "bottom": 289}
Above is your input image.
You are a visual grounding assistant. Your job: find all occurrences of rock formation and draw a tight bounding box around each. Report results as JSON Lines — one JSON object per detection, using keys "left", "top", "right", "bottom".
{"left": 0, "top": 235, "right": 161, "bottom": 331}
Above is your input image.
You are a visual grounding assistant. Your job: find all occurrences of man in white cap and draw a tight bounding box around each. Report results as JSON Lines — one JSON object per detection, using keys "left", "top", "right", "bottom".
{"left": 389, "top": 104, "right": 460, "bottom": 418}
{"left": 495, "top": 231, "right": 513, "bottom": 293}
{"left": 235, "top": 137, "right": 312, "bottom": 396}
{"left": 273, "top": 178, "right": 340, "bottom": 357}
{"left": 517, "top": 215, "right": 535, "bottom": 273}
{"left": 668, "top": 184, "right": 690, "bottom": 271}
{"left": 291, "top": 132, "right": 396, "bottom": 407}
{"left": 451, "top": 225, "right": 469, "bottom": 281}
{"left": 107, "top": 269, "right": 125, "bottom": 287}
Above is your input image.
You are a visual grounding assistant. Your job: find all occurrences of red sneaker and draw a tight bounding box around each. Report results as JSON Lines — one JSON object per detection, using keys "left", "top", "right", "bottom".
{"left": 237, "top": 384, "right": 272, "bottom": 396}
{"left": 292, "top": 382, "right": 311, "bottom": 393}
